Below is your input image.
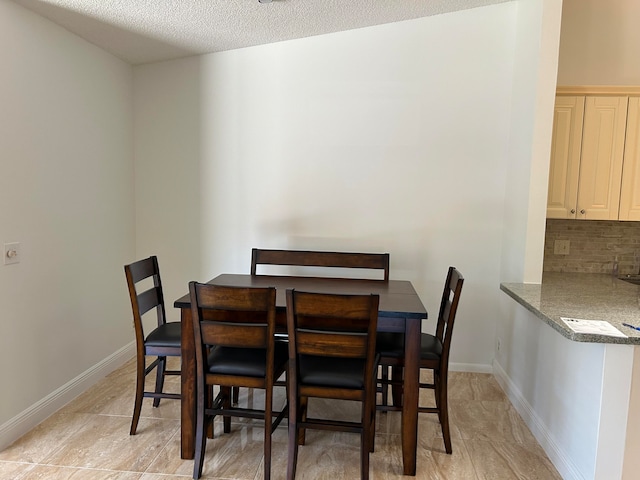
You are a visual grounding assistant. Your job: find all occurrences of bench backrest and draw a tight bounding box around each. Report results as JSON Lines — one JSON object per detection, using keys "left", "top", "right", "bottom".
{"left": 250, "top": 248, "right": 390, "bottom": 281}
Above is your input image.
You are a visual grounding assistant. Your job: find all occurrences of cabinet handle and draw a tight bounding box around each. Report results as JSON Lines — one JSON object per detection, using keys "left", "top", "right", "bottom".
{"left": 580, "top": 209, "right": 586, "bottom": 214}
{"left": 570, "top": 209, "right": 576, "bottom": 214}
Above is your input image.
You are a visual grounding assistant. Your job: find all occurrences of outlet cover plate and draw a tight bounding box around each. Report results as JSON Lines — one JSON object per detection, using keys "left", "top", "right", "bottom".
{"left": 4, "top": 242, "right": 20, "bottom": 265}
{"left": 554, "top": 240, "right": 570, "bottom": 255}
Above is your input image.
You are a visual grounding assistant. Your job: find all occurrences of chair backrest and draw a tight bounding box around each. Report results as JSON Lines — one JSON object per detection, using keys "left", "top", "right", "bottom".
{"left": 251, "top": 248, "right": 390, "bottom": 281}
{"left": 286, "top": 289, "right": 379, "bottom": 382}
{"left": 189, "top": 282, "right": 278, "bottom": 377}
{"left": 435, "top": 267, "right": 464, "bottom": 368}
{"left": 124, "top": 256, "right": 167, "bottom": 346}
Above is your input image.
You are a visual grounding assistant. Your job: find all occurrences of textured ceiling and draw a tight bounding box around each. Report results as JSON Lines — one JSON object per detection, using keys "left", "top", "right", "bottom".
{"left": 12, "top": 0, "right": 510, "bottom": 65}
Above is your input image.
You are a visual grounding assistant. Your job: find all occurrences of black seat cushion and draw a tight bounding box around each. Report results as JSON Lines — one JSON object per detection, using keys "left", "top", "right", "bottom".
{"left": 298, "top": 355, "right": 365, "bottom": 389}
{"left": 376, "top": 332, "right": 442, "bottom": 361}
{"left": 207, "top": 341, "right": 288, "bottom": 378}
{"left": 419, "top": 333, "right": 443, "bottom": 361}
{"left": 145, "top": 322, "right": 181, "bottom": 348}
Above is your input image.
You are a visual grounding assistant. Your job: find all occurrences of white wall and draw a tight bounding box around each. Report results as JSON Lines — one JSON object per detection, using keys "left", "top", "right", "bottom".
{"left": 558, "top": 0, "right": 640, "bottom": 86}
{"left": 0, "top": 0, "right": 135, "bottom": 446}
{"left": 497, "top": 0, "right": 561, "bottom": 362}
{"left": 134, "top": 2, "right": 519, "bottom": 371}
{"left": 500, "top": 0, "right": 561, "bottom": 285}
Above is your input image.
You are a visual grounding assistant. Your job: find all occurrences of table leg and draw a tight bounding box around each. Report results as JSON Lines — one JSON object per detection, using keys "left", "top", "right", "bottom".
{"left": 402, "top": 317, "right": 419, "bottom": 475}
{"left": 181, "top": 308, "right": 196, "bottom": 459}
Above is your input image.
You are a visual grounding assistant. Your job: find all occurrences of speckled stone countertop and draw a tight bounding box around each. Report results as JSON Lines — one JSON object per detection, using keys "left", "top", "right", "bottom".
{"left": 501, "top": 273, "right": 640, "bottom": 345}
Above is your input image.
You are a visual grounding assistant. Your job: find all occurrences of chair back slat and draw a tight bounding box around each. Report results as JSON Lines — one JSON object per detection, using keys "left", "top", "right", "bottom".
{"left": 193, "top": 283, "right": 274, "bottom": 311}
{"left": 292, "top": 291, "right": 377, "bottom": 318}
{"left": 296, "top": 329, "right": 368, "bottom": 358}
{"left": 127, "top": 257, "right": 158, "bottom": 284}
{"left": 295, "top": 315, "right": 370, "bottom": 332}
{"left": 136, "top": 287, "right": 163, "bottom": 317}
{"left": 251, "top": 248, "right": 389, "bottom": 280}
{"left": 200, "top": 322, "right": 268, "bottom": 349}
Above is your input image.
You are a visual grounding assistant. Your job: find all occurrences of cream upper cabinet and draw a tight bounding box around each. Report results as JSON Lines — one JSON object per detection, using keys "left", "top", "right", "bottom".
{"left": 547, "top": 95, "right": 629, "bottom": 220}
{"left": 577, "top": 96, "right": 628, "bottom": 219}
{"left": 620, "top": 97, "right": 640, "bottom": 220}
{"left": 547, "top": 96, "right": 584, "bottom": 219}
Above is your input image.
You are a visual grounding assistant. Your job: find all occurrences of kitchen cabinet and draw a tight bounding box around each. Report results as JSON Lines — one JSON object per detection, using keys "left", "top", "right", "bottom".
{"left": 547, "top": 95, "right": 628, "bottom": 220}
{"left": 546, "top": 96, "right": 584, "bottom": 219}
{"left": 620, "top": 97, "right": 640, "bottom": 220}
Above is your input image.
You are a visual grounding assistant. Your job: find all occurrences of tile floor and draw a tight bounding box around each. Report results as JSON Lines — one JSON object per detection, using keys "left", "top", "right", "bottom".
{"left": 0, "top": 358, "right": 561, "bottom": 479}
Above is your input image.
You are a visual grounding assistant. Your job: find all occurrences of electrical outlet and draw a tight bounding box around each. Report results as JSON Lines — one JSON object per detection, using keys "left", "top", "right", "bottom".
{"left": 4, "top": 242, "right": 20, "bottom": 265}
{"left": 554, "top": 240, "right": 570, "bottom": 255}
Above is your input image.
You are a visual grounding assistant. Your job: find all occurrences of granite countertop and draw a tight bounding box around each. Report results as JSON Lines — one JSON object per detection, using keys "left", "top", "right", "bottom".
{"left": 501, "top": 272, "right": 640, "bottom": 345}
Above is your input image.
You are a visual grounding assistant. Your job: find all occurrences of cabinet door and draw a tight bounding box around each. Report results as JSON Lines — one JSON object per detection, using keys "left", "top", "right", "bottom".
{"left": 620, "top": 97, "right": 640, "bottom": 220}
{"left": 576, "top": 96, "right": 628, "bottom": 220}
{"left": 547, "top": 96, "right": 584, "bottom": 219}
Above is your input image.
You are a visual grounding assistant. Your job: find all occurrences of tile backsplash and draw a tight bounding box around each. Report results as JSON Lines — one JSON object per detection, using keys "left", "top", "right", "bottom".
{"left": 543, "top": 219, "right": 640, "bottom": 274}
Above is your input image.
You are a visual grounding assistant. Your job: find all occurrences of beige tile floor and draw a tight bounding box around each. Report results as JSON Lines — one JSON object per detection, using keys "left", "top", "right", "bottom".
{"left": 0, "top": 358, "right": 561, "bottom": 479}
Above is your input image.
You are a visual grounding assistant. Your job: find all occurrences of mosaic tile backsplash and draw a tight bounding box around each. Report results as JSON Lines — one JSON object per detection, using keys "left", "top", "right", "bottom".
{"left": 543, "top": 219, "right": 640, "bottom": 274}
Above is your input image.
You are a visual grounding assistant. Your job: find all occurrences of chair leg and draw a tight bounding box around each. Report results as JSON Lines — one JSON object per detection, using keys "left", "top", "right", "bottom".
{"left": 297, "top": 396, "right": 308, "bottom": 445}
{"left": 358, "top": 379, "right": 375, "bottom": 479}
{"left": 287, "top": 394, "right": 299, "bottom": 480}
{"left": 434, "top": 371, "right": 441, "bottom": 413}
{"left": 206, "top": 385, "right": 214, "bottom": 439}
{"left": 153, "top": 356, "right": 167, "bottom": 408}
{"left": 129, "top": 354, "right": 146, "bottom": 435}
{"left": 221, "top": 386, "right": 232, "bottom": 433}
{"left": 193, "top": 382, "right": 207, "bottom": 479}
{"left": 369, "top": 393, "right": 376, "bottom": 453}
{"left": 437, "top": 372, "right": 452, "bottom": 454}
{"left": 232, "top": 386, "right": 239, "bottom": 405}
{"left": 263, "top": 386, "right": 273, "bottom": 480}
{"left": 360, "top": 423, "right": 370, "bottom": 480}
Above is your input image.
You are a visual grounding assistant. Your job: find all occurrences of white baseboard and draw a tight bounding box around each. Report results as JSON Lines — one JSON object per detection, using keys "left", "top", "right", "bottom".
{"left": 492, "top": 360, "right": 583, "bottom": 480}
{"left": 0, "top": 342, "right": 135, "bottom": 451}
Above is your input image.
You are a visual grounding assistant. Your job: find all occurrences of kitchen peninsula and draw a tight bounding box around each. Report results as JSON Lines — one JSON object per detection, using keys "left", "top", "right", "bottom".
{"left": 499, "top": 273, "right": 640, "bottom": 480}
{"left": 501, "top": 273, "right": 640, "bottom": 344}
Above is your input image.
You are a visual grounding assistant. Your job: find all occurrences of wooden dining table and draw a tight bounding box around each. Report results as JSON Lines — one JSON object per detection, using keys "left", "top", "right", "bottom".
{"left": 174, "top": 273, "right": 428, "bottom": 476}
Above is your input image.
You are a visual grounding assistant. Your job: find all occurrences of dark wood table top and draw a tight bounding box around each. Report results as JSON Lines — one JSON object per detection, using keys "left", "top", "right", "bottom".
{"left": 174, "top": 273, "right": 427, "bottom": 320}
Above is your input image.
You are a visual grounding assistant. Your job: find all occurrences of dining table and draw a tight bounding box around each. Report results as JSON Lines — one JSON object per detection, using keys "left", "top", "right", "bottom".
{"left": 174, "top": 273, "right": 428, "bottom": 476}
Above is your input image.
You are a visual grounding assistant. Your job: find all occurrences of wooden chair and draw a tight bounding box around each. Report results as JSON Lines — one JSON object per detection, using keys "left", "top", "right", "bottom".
{"left": 285, "top": 289, "right": 380, "bottom": 480}
{"left": 376, "top": 266, "right": 464, "bottom": 454}
{"left": 251, "top": 248, "right": 390, "bottom": 280}
{"left": 124, "top": 256, "right": 181, "bottom": 435}
{"left": 189, "top": 282, "right": 288, "bottom": 480}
